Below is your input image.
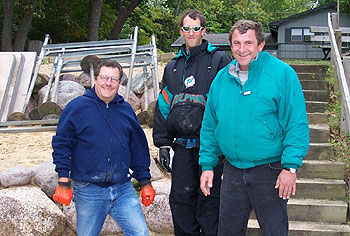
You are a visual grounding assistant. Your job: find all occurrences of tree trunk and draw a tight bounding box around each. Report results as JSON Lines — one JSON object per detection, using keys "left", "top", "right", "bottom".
{"left": 13, "top": 0, "right": 38, "bottom": 52}
{"left": 107, "top": 0, "right": 142, "bottom": 39}
{"left": 88, "top": 0, "right": 103, "bottom": 41}
{"left": 1, "top": 0, "right": 15, "bottom": 51}
{"left": 170, "top": 0, "right": 182, "bottom": 47}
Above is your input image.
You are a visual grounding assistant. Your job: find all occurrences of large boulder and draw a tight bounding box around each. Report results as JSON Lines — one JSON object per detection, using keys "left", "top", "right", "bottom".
{"left": 118, "top": 85, "right": 141, "bottom": 111}
{"left": 38, "top": 80, "right": 86, "bottom": 109}
{"left": 0, "top": 186, "right": 66, "bottom": 236}
{"left": 140, "top": 88, "right": 157, "bottom": 112}
{"left": 33, "top": 162, "right": 58, "bottom": 197}
{"left": 142, "top": 178, "right": 173, "bottom": 233}
{"left": 60, "top": 73, "right": 79, "bottom": 83}
{"left": 129, "top": 72, "right": 153, "bottom": 95}
{"left": 0, "top": 166, "right": 33, "bottom": 188}
{"left": 77, "top": 72, "right": 92, "bottom": 88}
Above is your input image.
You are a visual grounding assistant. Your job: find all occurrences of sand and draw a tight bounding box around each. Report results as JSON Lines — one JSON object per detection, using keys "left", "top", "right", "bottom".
{"left": 0, "top": 127, "right": 157, "bottom": 173}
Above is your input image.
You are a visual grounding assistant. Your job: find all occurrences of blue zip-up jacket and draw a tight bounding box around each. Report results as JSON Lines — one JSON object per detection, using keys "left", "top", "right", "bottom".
{"left": 52, "top": 88, "right": 151, "bottom": 184}
{"left": 199, "top": 51, "right": 309, "bottom": 171}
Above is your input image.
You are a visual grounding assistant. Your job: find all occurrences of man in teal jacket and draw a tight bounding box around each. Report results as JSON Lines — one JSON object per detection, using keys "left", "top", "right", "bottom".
{"left": 199, "top": 20, "right": 309, "bottom": 236}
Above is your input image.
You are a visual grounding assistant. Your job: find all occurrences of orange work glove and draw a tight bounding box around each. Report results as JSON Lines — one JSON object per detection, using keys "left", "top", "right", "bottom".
{"left": 141, "top": 184, "right": 155, "bottom": 207}
{"left": 53, "top": 185, "right": 73, "bottom": 206}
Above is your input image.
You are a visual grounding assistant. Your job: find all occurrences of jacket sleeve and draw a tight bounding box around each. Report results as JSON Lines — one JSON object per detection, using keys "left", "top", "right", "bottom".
{"left": 218, "top": 52, "right": 232, "bottom": 71}
{"left": 152, "top": 65, "right": 175, "bottom": 147}
{"left": 129, "top": 114, "right": 151, "bottom": 182}
{"left": 279, "top": 66, "right": 310, "bottom": 169}
{"left": 199, "top": 82, "right": 222, "bottom": 171}
{"left": 52, "top": 105, "right": 77, "bottom": 178}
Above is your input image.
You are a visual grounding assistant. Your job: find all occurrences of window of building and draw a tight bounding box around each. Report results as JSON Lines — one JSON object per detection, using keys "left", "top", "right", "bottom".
{"left": 291, "top": 28, "right": 314, "bottom": 42}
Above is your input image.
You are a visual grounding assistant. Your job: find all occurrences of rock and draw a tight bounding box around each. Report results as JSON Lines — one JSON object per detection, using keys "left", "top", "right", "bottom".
{"left": 118, "top": 85, "right": 141, "bottom": 111}
{"left": 147, "top": 101, "right": 157, "bottom": 128}
{"left": 142, "top": 179, "right": 173, "bottom": 233}
{"left": 137, "top": 111, "right": 149, "bottom": 125}
{"left": 77, "top": 72, "right": 92, "bottom": 88}
{"left": 33, "top": 73, "right": 49, "bottom": 94}
{"left": 60, "top": 73, "right": 78, "bottom": 83}
{"left": 140, "top": 88, "right": 157, "bottom": 111}
{"left": 150, "top": 157, "right": 165, "bottom": 182}
{"left": 119, "top": 72, "right": 130, "bottom": 86}
{"left": 33, "top": 162, "right": 58, "bottom": 197}
{"left": 0, "top": 166, "right": 33, "bottom": 187}
{"left": 38, "top": 80, "right": 86, "bottom": 109}
{"left": 0, "top": 186, "right": 66, "bottom": 236}
{"left": 101, "top": 215, "right": 123, "bottom": 235}
{"left": 130, "top": 72, "right": 153, "bottom": 95}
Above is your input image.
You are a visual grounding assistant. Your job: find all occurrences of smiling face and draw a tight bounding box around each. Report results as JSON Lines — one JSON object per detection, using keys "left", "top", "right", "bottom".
{"left": 230, "top": 29, "right": 265, "bottom": 71}
{"left": 180, "top": 16, "right": 206, "bottom": 51}
{"left": 94, "top": 66, "right": 120, "bottom": 103}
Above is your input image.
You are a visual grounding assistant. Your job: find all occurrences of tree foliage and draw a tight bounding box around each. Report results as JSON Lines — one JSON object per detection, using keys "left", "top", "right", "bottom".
{"left": 1, "top": 0, "right": 349, "bottom": 52}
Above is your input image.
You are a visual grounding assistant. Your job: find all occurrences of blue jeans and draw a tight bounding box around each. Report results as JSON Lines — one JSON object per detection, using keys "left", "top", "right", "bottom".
{"left": 73, "top": 180, "right": 149, "bottom": 236}
{"left": 219, "top": 161, "right": 288, "bottom": 236}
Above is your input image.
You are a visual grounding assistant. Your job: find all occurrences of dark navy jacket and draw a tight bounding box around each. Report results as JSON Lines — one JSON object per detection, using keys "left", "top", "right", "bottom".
{"left": 153, "top": 40, "right": 232, "bottom": 147}
{"left": 52, "top": 88, "right": 151, "bottom": 184}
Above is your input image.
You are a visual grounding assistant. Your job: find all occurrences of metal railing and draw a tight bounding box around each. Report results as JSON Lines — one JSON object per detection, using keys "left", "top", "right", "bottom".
{"left": 0, "top": 26, "right": 160, "bottom": 132}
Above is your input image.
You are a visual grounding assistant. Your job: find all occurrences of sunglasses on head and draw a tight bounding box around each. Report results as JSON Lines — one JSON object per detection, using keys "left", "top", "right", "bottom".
{"left": 181, "top": 25, "right": 204, "bottom": 33}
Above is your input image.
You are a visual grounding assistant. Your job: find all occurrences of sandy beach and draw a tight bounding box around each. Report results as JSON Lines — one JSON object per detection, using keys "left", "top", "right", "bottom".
{"left": 0, "top": 127, "right": 157, "bottom": 173}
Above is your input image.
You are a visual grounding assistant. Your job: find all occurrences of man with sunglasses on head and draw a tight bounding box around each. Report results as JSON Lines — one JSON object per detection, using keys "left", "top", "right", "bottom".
{"left": 52, "top": 59, "right": 155, "bottom": 236}
{"left": 153, "top": 9, "right": 231, "bottom": 236}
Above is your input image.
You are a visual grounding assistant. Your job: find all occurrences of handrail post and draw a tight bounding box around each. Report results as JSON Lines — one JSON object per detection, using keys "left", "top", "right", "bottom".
{"left": 22, "top": 34, "right": 50, "bottom": 113}
{"left": 125, "top": 26, "right": 138, "bottom": 101}
{"left": 151, "top": 35, "right": 159, "bottom": 100}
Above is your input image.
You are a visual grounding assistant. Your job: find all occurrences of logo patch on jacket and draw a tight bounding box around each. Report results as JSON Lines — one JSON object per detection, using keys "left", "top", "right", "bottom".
{"left": 184, "top": 75, "right": 195, "bottom": 88}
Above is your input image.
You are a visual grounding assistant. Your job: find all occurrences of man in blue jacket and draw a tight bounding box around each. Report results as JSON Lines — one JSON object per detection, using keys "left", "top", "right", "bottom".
{"left": 199, "top": 20, "right": 309, "bottom": 236}
{"left": 153, "top": 9, "right": 231, "bottom": 236}
{"left": 52, "top": 59, "right": 155, "bottom": 236}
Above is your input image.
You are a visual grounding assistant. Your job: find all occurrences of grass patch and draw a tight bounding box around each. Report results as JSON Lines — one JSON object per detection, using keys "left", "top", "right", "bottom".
{"left": 283, "top": 59, "right": 331, "bottom": 65}
{"left": 325, "top": 64, "right": 350, "bottom": 203}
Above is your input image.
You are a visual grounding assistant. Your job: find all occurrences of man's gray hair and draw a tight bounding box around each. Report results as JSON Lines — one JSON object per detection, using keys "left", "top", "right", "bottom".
{"left": 229, "top": 20, "right": 264, "bottom": 45}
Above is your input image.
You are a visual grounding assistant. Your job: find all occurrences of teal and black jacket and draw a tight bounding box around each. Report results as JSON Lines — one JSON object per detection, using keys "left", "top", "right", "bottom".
{"left": 152, "top": 40, "right": 231, "bottom": 148}
{"left": 199, "top": 51, "right": 309, "bottom": 171}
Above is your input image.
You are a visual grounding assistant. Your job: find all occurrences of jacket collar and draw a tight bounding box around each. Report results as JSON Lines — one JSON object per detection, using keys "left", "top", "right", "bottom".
{"left": 176, "top": 39, "right": 217, "bottom": 58}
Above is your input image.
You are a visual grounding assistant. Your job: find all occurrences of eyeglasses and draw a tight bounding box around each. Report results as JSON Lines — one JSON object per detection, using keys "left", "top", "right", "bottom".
{"left": 98, "top": 75, "right": 119, "bottom": 83}
{"left": 181, "top": 25, "right": 204, "bottom": 33}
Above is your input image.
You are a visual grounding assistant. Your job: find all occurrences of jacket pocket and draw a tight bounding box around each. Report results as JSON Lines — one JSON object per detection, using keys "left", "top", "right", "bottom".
{"left": 166, "top": 103, "right": 205, "bottom": 137}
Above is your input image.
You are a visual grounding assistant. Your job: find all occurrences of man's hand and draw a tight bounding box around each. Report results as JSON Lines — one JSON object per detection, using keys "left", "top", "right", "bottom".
{"left": 200, "top": 170, "right": 214, "bottom": 196}
{"left": 53, "top": 185, "right": 73, "bottom": 206}
{"left": 275, "top": 170, "right": 297, "bottom": 200}
{"left": 159, "top": 147, "right": 172, "bottom": 173}
{"left": 141, "top": 184, "right": 155, "bottom": 207}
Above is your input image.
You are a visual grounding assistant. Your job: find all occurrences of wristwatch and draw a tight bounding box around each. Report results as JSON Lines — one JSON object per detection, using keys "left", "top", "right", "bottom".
{"left": 283, "top": 167, "right": 297, "bottom": 174}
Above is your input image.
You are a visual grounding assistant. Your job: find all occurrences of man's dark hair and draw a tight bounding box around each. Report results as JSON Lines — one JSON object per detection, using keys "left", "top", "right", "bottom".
{"left": 94, "top": 59, "right": 123, "bottom": 79}
{"left": 179, "top": 9, "right": 205, "bottom": 27}
{"left": 229, "top": 20, "right": 264, "bottom": 46}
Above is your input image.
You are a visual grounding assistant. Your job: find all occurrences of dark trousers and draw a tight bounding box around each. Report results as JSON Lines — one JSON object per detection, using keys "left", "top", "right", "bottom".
{"left": 170, "top": 144, "right": 223, "bottom": 236}
{"left": 219, "top": 161, "right": 288, "bottom": 236}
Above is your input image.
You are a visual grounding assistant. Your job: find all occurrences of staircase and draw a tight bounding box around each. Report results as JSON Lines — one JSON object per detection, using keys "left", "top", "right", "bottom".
{"left": 247, "top": 64, "right": 350, "bottom": 235}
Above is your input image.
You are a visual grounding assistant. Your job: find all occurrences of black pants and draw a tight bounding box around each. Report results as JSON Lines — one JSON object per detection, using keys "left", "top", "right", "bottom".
{"left": 170, "top": 144, "right": 223, "bottom": 236}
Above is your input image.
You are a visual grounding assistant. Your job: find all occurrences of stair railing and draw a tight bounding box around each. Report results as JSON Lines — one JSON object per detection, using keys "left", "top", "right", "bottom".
{"left": 328, "top": 12, "right": 350, "bottom": 135}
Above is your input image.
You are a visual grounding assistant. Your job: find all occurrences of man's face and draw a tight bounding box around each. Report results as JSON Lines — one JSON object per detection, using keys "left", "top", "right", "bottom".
{"left": 94, "top": 66, "right": 120, "bottom": 103}
{"left": 230, "top": 29, "right": 265, "bottom": 71}
{"left": 180, "top": 16, "right": 206, "bottom": 51}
